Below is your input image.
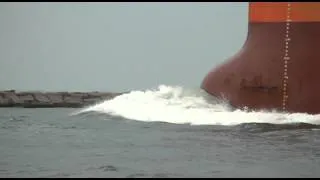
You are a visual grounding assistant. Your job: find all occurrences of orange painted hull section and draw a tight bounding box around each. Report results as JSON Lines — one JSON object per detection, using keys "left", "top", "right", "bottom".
{"left": 201, "top": 3, "right": 320, "bottom": 114}
{"left": 249, "top": 2, "right": 320, "bottom": 22}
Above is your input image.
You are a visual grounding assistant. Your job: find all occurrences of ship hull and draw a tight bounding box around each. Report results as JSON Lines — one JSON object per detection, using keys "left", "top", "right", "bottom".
{"left": 201, "top": 21, "right": 320, "bottom": 114}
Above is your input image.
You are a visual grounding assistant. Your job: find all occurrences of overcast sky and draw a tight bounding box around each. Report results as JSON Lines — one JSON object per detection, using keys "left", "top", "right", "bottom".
{"left": 0, "top": 2, "right": 248, "bottom": 92}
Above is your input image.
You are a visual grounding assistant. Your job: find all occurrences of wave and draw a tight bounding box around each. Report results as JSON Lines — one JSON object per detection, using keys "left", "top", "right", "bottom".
{"left": 72, "top": 85, "right": 320, "bottom": 126}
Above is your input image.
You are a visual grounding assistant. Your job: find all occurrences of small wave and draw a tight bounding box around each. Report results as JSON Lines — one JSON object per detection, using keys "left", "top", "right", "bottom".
{"left": 73, "top": 85, "right": 320, "bottom": 126}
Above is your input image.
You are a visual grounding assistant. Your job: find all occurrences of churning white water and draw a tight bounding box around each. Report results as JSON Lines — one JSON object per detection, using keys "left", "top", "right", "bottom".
{"left": 74, "top": 85, "right": 320, "bottom": 126}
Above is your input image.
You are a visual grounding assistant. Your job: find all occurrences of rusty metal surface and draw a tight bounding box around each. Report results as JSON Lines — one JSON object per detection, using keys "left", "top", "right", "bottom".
{"left": 201, "top": 22, "right": 320, "bottom": 114}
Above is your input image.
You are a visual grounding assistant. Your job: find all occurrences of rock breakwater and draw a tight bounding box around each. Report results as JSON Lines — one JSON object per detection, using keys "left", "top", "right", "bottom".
{"left": 0, "top": 90, "right": 123, "bottom": 108}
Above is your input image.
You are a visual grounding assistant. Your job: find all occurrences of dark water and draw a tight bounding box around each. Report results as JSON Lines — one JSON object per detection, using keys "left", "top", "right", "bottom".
{"left": 0, "top": 108, "right": 320, "bottom": 178}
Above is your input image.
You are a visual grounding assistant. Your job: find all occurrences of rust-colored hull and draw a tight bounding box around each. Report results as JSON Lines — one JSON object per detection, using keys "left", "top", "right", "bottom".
{"left": 201, "top": 3, "right": 320, "bottom": 114}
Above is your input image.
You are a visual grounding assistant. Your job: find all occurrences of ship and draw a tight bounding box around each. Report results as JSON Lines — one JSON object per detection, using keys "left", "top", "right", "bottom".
{"left": 201, "top": 2, "right": 320, "bottom": 114}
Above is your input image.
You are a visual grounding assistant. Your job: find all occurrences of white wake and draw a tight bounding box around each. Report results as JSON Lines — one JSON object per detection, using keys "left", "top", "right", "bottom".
{"left": 73, "top": 85, "right": 320, "bottom": 126}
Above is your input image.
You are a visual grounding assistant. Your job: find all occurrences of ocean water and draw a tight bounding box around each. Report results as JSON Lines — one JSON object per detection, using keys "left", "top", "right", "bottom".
{"left": 1, "top": 85, "right": 320, "bottom": 178}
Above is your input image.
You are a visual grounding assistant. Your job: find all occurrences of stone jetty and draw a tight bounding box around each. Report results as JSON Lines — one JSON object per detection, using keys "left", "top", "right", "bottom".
{"left": 0, "top": 90, "right": 124, "bottom": 108}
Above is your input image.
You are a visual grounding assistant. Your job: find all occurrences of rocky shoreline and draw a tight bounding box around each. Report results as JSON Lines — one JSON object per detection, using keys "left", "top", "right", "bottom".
{"left": 0, "top": 90, "right": 124, "bottom": 108}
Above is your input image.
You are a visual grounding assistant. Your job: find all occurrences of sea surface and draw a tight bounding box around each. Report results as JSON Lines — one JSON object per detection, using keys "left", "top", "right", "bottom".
{"left": 1, "top": 85, "right": 320, "bottom": 178}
